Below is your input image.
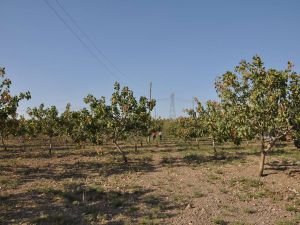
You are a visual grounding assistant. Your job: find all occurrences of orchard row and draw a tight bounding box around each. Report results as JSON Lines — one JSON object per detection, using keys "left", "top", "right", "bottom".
{"left": 1, "top": 55, "right": 300, "bottom": 176}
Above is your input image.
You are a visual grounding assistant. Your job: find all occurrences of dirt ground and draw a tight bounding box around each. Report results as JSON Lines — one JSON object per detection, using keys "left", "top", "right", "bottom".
{"left": 0, "top": 139, "right": 299, "bottom": 225}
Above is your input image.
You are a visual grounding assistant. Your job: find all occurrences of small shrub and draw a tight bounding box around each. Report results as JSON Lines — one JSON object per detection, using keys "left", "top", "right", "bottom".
{"left": 286, "top": 205, "right": 299, "bottom": 213}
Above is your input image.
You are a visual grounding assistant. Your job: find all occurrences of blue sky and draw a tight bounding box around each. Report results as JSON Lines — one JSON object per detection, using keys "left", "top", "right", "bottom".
{"left": 1, "top": 0, "right": 300, "bottom": 118}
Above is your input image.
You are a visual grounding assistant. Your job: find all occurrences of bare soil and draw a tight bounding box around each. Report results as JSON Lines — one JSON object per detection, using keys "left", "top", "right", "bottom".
{"left": 0, "top": 139, "right": 299, "bottom": 225}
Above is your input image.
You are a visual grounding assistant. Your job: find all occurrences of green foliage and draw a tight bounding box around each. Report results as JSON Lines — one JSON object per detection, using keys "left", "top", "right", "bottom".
{"left": 14, "top": 116, "right": 28, "bottom": 138}
{"left": 0, "top": 67, "right": 31, "bottom": 149}
{"left": 215, "top": 56, "right": 300, "bottom": 175}
{"left": 83, "top": 82, "right": 155, "bottom": 161}
{"left": 171, "top": 98, "right": 242, "bottom": 152}
{"left": 84, "top": 82, "right": 154, "bottom": 144}
{"left": 202, "top": 100, "right": 237, "bottom": 144}
{"left": 27, "top": 104, "right": 60, "bottom": 154}
{"left": 215, "top": 56, "right": 300, "bottom": 144}
{"left": 149, "top": 118, "right": 163, "bottom": 133}
{"left": 61, "top": 104, "right": 91, "bottom": 145}
{"left": 169, "top": 99, "right": 206, "bottom": 141}
{"left": 293, "top": 117, "right": 300, "bottom": 148}
{"left": 169, "top": 117, "right": 198, "bottom": 141}
{"left": 13, "top": 116, "right": 36, "bottom": 149}
{"left": 27, "top": 104, "right": 60, "bottom": 138}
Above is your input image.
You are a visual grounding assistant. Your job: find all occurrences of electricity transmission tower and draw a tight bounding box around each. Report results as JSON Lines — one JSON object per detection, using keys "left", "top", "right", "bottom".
{"left": 169, "top": 93, "right": 176, "bottom": 119}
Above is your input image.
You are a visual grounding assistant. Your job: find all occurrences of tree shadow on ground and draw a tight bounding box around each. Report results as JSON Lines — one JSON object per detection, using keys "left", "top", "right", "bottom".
{"left": 158, "top": 152, "right": 251, "bottom": 168}
{"left": 0, "top": 144, "right": 80, "bottom": 160}
{"left": 54, "top": 160, "right": 156, "bottom": 178}
{"left": 0, "top": 184, "right": 178, "bottom": 225}
{"left": 0, "top": 159, "right": 157, "bottom": 189}
{"left": 264, "top": 160, "right": 300, "bottom": 176}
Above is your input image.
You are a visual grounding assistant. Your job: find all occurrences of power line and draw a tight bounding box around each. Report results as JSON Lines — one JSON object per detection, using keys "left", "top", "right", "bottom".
{"left": 43, "top": 0, "right": 121, "bottom": 81}
{"left": 54, "top": 0, "right": 129, "bottom": 80}
{"left": 156, "top": 97, "right": 169, "bottom": 101}
{"left": 177, "top": 97, "right": 192, "bottom": 103}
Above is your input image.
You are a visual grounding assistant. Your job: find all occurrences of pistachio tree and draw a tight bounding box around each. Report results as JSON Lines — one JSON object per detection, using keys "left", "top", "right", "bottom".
{"left": 14, "top": 116, "right": 33, "bottom": 150}
{"left": 184, "top": 99, "right": 239, "bottom": 154}
{"left": 201, "top": 100, "right": 232, "bottom": 154}
{"left": 169, "top": 117, "right": 196, "bottom": 141}
{"left": 27, "top": 104, "right": 60, "bottom": 155}
{"left": 169, "top": 101, "right": 206, "bottom": 148}
{"left": 60, "top": 103, "right": 72, "bottom": 145}
{"left": 129, "top": 107, "right": 155, "bottom": 150}
{"left": 0, "top": 67, "right": 31, "bottom": 150}
{"left": 61, "top": 104, "right": 91, "bottom": 148}
{"left": 84, "top": 82, "right": 155, "bottom": 162}
{"left": 215, "top": 56, "right": 300, "bottom": 176}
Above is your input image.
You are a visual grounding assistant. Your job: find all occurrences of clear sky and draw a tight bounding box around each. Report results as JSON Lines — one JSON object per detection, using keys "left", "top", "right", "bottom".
{"left": 1, "top": 0, "right": 300, "bottom": 118}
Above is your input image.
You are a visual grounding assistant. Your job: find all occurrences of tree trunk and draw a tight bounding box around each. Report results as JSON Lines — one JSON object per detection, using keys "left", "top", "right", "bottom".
{"left": 82, "top": 189, "right": 86, "bottom": 203}
{"left": 22, "top": 136, "right": 26, "bottom": 151}
{"left": 258, "top": 136, "right": 266, "bottom": 177}
{"left": 197, "top": 138, "right": 200, "bottom": 149}
{"left": 258, "top": 150, "right": 266, "bottom": 177}
{"left": 64, "top": 138, "right": 68, "bottom": 149}
{"left": 259, "top": 137, "right": 277, "bottom": 176}
{"left": 212, "top": 139, "right": 217, "bottom": 155}
{"left": 1, "top": 135, "right": 7, "bottom": 151}
{"left": 140, "top": 140, "right": 143, "bottom": 147}
{"left": 114, "top": 141, "right": 128, "bottom": 163}
{"left": 49, "top": 137, "right": 52, "bottom": 156}
{"left": 135, "top": 143, "right": 138, "bottom": 151}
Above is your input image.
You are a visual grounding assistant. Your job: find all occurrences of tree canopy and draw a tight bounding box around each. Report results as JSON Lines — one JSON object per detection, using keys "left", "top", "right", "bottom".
{"left": 215, "top": 56, "right": 300, "bottom": 176}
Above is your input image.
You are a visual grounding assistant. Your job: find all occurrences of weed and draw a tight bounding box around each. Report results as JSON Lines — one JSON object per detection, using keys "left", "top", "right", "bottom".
{"left": 31, "top": 213, "right": 77, "bottom": 225}
{"left": 219, "top": 188, "right": 229, "bottom": 194}
{"left": 215, "top": 169, "right": 224, "bottom": 175}
{"left": 138, "top": 216, "right": 160, "bottom": 225}
{"left": 244, "top": 208, "right": 257, "bottom": 214}
{"left": 194, "top": 191, "right": 206, "bottom": 198}
{"left": 229, "top": 177, "right": 263, "bottom": 189}
{"left": 0, "top": 176, "right": 20, "bottom": 189}
{"left": 276, "top": 216, "right": 300, "bottom": 225}
{"left": 231, "top": 222, "right": 249, "bottom": 225}
{"left": 212, "top": 218, "right": 229, "bottom": 225}
{"left": 286, "top": 205, "right": 299, "bottom": 213}
{"left": 207, "top": 174, "right": 220, "bottom": 181}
